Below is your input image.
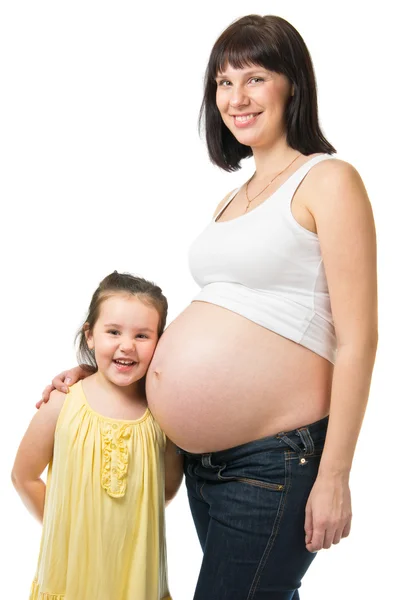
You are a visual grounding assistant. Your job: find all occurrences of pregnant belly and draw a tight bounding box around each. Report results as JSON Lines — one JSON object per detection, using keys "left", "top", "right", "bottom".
{"left": 146, "top": 302, "right": 332, "bottom": 452}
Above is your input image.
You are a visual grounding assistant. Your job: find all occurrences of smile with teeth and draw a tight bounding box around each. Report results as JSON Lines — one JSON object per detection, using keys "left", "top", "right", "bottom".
{"left": 233, "top": 113, "right": 260, "bottom": 122}
{"left": 114, "top": 359, "right": 136, "bottom": 366}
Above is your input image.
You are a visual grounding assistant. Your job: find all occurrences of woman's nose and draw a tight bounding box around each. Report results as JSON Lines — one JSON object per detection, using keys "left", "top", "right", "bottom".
{"left": 229, "top": 86, "right": 249, "bottom": 108}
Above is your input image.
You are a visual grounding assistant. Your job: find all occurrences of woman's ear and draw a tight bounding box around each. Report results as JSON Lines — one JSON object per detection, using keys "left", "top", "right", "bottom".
{"left": 84, "top": 323, "right": 94, "bottom": 350}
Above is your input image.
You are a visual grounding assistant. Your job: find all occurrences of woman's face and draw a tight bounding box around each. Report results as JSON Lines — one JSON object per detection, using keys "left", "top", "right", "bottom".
{"left": 215, "top": 63, "right": 293, "bottom": 149}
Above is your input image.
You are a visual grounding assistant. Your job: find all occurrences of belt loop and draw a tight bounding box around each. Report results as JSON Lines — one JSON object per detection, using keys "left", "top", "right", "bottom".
{"left": 279, "top": 433, "right": 310, "bottom": 466}
{"left": 279, "top": 434, "right": 304, "bottom": 458}
{"left": 201, "top": 453, "right": 213, "bottom": 468}
{"left": 297, "top": 427, "right": 314, "bottom": 457}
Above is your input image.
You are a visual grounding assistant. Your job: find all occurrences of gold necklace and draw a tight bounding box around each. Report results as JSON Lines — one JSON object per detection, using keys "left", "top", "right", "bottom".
{"left": 245, "top": 154, "right": 301, "bottom": 213}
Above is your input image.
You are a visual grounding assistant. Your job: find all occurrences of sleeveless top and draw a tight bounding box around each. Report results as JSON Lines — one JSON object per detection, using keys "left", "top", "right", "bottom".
{"left": 30, "top": 381, "right": 171, "bottom": 600}
{"left": 189, "top": 154, "right": 337, "bottom": 364}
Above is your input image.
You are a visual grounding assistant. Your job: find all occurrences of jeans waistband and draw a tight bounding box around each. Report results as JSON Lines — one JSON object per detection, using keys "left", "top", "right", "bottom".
{"left": 178, "top": 416, "right": 328, "bottom": 462}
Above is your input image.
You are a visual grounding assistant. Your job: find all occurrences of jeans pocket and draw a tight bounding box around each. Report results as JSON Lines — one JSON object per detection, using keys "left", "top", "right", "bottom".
{"left": 232, "top": 476, "right": 284, "bottom": 491}
{"left": 217, "top": 450, "right": 286, "bottom": 491}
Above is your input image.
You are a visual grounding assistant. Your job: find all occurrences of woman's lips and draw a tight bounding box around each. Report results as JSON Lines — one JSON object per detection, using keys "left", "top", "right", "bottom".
{"left": 232, "top": 112, "right": 261, "bottom": 128}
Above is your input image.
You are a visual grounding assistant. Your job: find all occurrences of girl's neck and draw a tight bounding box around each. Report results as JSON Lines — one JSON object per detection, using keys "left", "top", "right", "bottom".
{"left": 91, "top": 371, "right": 146, "bottom": 405}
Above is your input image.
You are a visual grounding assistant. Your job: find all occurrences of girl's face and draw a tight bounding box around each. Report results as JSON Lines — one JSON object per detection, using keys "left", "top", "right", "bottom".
{"left": 85, "top": 294, "right": 160, "bottom": 388}
{"left": 215, "top": 63, "right": 293, "bottom": 149}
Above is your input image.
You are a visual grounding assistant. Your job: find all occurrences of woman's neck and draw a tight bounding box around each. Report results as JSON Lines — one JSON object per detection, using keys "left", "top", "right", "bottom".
{"left": 251, "top": 138, "right": 300, "bottom": 181}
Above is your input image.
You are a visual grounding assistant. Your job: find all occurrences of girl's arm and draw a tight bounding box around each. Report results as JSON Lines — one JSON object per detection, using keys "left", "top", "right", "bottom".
{"left": 12, "top": 390, "right": 66, "bottom": 522}
{"left": 36, "top": 365, "right": 93, "bottom": 408}
{"left": 164, "top": 438, "right": 184, "bottom": 506}
{"left": 304, "top": 159, "right": 378, "bottom": 552}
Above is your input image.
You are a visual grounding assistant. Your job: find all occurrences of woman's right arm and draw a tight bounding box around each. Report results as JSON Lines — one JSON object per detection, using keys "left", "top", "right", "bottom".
{"left": 12, "top": 390, "right": 66, "bottom": 522}
{"left": 36, "top": 365, "right": 93, "bottom": 408}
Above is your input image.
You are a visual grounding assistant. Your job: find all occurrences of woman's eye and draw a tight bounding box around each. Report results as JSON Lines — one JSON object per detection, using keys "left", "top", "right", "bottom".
{"left": 217, "top": 80, "right": 231, "bottom": 87}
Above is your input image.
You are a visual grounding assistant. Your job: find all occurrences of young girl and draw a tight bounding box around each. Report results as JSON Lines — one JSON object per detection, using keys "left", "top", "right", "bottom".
{"left": 12, "top": 271, "right": 183, "bottom": 600}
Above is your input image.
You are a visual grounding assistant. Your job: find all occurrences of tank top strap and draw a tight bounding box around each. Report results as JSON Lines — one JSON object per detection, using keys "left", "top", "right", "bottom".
{"left": 55, "top": 381, "right": 86, "bottom": 430}
{"left": 214, "top": 187, "right": 241, "bottom": 221}
{"left": 68, "top": 381, "right": 86, "bottom": 406}
{"left": 281, "top": 153, "right": 336, "bottom": 202}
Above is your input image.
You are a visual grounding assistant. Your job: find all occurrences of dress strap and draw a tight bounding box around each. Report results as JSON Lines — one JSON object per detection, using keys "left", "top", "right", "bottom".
{"left": 214, "top": 187, "right": 240, "bottom": 221}
{"left": 283, "top": 154, "right": 336, "bottom": 200}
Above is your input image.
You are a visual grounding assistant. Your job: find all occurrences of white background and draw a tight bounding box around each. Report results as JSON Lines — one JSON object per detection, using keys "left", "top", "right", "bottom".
{"left": 1, "top": 1, "right": 396, "bottom": 598}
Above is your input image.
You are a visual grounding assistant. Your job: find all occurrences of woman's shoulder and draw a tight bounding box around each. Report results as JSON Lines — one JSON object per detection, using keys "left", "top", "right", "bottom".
{"left": 303, "top": 155, "right": 370, "bottom": 217}
{"left": 308, "top": 155, "right": 362, "bottom": 188}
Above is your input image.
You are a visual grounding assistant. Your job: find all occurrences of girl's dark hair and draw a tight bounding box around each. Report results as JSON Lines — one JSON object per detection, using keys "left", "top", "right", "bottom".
{"left": 76, "top": 271, "right": 168, "bottom": 371}
{"left": 200, "top": 14, "right": 336, "bottom": 172}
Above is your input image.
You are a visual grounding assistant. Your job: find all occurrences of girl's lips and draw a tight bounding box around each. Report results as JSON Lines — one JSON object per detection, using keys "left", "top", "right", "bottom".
{"left": 232, "top": 112, "right": 261, "bottom": 128}
{"left": 113, "top": 360, "right": 137, "bottom": 372}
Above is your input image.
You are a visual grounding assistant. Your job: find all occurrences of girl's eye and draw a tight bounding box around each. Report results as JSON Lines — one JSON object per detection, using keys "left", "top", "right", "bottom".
{"left": 108, "top": 330, "right": 120, "bottom": 335}
{"left": 249, "top": 77, "right": 264, "bottom": 84}
{"left": 136, "top": 334, "right": 148, "bottom": 339}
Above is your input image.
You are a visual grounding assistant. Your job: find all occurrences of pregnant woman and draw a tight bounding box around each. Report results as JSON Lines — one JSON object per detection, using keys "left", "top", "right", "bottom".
{"left": 41, "top": 15, "right": 377, "bottom": 600}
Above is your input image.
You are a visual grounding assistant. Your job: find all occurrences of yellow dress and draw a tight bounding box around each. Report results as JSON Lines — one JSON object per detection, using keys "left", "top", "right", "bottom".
{"left": 30, "top": 381, "right": 171, "bottom": 600}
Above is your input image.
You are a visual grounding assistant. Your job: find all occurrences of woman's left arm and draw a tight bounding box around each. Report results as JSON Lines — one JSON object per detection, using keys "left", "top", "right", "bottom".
{"left": 304, "top": 159, "right": 378, "bottom": 553}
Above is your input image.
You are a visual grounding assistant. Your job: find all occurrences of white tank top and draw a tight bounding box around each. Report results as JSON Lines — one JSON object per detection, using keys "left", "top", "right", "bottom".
{"left": 188, "top": 154, "right": 337, "bottom": 364}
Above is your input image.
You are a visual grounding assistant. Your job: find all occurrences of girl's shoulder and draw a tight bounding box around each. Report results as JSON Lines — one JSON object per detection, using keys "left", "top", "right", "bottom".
{"left": 42, "top": 389, "right": 67, "bottom": 419}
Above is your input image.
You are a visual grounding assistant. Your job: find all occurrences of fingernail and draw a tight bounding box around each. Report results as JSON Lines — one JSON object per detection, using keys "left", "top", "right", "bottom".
{"left": 65, "top": 378, "right": 72, "bottom": 385}
{"left": 61, "top": 386, "right": 68, "bottom": 393}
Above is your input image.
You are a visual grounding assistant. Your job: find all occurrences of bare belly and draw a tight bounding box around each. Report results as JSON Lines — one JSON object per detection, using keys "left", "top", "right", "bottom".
{"left": 146, "top": 302, "right": 333, "bottom": 452}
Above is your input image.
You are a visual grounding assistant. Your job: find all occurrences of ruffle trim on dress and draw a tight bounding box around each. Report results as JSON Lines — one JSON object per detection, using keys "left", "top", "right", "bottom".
{"left": 30, "top": 579, "right": 64, "bottom": 599}
{"left": 31, "top": 579, "right": 171, "bottom": 599}
{"left": 101, "top": 422, "right": 133, "bottom": 498}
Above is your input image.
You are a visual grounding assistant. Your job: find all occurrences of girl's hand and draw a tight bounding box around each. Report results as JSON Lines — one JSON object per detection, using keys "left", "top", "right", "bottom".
{"left": 304, "top": 472, "right": 352, "bottom": 552}
{"left": 36, "top": 366, "right": 92, "bottom": 409}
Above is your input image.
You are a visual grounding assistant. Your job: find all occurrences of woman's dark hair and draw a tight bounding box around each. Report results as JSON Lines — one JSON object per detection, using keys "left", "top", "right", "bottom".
{"left": 200, "top": 14, "right": 336, "bottom": 172}
{"left": 76, "top": 271, "right": 168, "bottom": 371}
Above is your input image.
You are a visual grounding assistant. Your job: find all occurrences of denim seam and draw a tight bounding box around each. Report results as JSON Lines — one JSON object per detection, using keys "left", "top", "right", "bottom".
{"left": 199, "top": 481, "right": 206, "bottom": 500}
{"left": 232, "top": 477, "right": 284, "bottom": 491}
{"left": 246, "top": 450, "right": 292, "bottom": 600}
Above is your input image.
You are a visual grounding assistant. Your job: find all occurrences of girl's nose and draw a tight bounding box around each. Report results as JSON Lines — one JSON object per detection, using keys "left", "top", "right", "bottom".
{"left": 120, "top": 338, "right": 135, "bottom": 352}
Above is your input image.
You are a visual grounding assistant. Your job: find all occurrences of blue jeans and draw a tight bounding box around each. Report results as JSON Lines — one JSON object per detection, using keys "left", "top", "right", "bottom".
{"left": 179, "top": 416, "right": 328, "bottom": 600}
